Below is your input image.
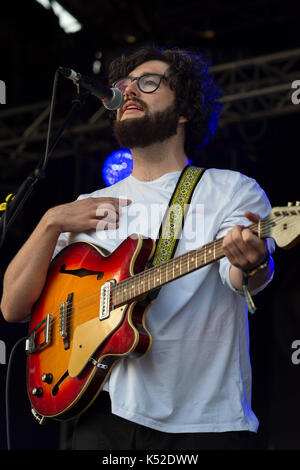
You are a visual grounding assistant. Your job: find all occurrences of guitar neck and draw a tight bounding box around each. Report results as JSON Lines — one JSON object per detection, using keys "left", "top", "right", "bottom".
{"left": 112, "top": 221, "right": 261, "bottom": 307}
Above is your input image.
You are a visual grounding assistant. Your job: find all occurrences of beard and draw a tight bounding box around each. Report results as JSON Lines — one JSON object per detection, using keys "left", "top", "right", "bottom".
{"left": 113, "top": 100, "right": 180, "bottom": 149}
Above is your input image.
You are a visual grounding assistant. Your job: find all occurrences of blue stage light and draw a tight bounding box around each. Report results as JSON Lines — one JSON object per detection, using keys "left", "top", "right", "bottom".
{"left": 102, "top": 149, "right": 133, "bottom": 186}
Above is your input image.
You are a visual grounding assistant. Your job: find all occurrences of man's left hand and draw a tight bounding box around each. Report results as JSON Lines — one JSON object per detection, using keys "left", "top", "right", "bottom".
{"left": 222, "top": 211, "right": 268, "bottom": 272}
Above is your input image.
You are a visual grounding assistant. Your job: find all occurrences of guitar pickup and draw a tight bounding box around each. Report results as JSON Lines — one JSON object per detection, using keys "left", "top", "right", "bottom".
{"left": 26, "top": 314, "right": 51, "bottom": 354}
{"left": 99, "top": 280, "right": 115, "bottom": 320}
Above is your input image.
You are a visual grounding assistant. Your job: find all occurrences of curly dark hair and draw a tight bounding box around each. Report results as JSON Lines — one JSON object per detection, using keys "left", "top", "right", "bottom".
{"left": 108, "top": 46, "right": 222, "bottom": 151}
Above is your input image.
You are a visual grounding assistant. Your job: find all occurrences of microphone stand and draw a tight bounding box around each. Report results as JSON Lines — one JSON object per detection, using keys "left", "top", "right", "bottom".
{"left": 0, "top": 70, "right": 90, "bottom": 249}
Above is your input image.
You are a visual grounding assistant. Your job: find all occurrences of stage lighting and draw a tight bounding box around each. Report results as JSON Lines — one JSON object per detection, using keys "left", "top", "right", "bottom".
{"left": 35, "top": 0, "right": 82, "bottom": 33}
{"left": 102, "top": 149, "right": 133, "bottom": 186}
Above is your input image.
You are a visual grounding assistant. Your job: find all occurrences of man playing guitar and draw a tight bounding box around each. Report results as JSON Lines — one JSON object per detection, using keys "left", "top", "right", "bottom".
{"left": 1, "top": 46, "right": 275, "bottom": 450}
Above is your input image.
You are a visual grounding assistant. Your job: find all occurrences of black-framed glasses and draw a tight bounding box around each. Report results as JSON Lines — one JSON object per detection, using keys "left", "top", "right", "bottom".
{"left": 113, "top": 73, "right": 166, "bottom": 94}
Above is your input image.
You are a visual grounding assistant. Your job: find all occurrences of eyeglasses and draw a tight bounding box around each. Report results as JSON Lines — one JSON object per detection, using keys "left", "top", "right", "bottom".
{"left": 113, "top": 73, "right": 166, "bottom": 94}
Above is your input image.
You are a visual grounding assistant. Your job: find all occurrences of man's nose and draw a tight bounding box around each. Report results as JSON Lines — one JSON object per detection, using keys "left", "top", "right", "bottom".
{"left": 124, "top": 79, "right": 140, "bottom": 97}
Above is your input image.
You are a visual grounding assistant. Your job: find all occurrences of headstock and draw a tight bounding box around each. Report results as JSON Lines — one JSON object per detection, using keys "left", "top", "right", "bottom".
{"left": 262, "top": 202, "right": 300, "bottom": 249}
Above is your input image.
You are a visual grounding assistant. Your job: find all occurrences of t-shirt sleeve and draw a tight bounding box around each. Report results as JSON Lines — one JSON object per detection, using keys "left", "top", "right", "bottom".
{"left": 217, "top": 174, "right": 275, "bottom": 295}
{"left": 51, "top": 231, "right": 69, "bottom": 259}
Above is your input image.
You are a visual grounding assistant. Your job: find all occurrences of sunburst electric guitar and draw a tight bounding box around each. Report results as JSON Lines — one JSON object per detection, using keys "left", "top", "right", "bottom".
{"left": 26, "top": 204, "right": 300, "bottom": 423}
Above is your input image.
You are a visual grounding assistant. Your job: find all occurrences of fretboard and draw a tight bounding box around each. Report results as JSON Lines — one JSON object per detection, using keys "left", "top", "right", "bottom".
{"left": 112, "top": 221, "right": 259, "bottom": 307}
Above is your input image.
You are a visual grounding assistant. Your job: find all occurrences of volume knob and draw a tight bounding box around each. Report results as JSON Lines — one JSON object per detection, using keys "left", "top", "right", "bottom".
{"left": 41, "top": 373, "right": 53, "bottom": 384}
{"left": 32, "top": 387, "right": 43, "bottom": 397}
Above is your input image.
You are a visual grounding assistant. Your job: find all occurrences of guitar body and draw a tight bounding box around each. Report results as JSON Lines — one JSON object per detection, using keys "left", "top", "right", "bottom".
{"left": 25, "top": 203, "right": 300, "bottom": 422}
{"left": 26, "top": 235, "right": 155, "bottom": 421}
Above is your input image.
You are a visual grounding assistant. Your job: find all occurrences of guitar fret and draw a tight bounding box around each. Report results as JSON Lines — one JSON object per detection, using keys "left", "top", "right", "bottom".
{"left": 174, "top": 260, "right": 180, "bottom": 278}
{"left": 111, "top": 218, "right": 277, "bottom": 309}
{"left": 155, "top": 267, "right": 159, "bottom": 285}
{"left": 199, "top": 249, "right": 203, "bottom": 266}
{"left": 190, "top": 252, "right": 196, "bottom": 270}
{"left": 161, "top": 265, "right": 166, "bottom": 286}
{"left": 113, "top": 230, "right": 249, "bottom": 307}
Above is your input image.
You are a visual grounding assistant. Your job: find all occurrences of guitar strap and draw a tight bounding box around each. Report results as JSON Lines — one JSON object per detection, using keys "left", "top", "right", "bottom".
{"left": 146, "top": 165, "right": 206, "bottom": 299}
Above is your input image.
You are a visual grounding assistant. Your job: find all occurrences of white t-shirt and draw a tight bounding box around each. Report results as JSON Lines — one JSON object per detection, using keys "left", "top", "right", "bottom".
{"left": 53, "top": 168, "right": 274, "bottom": 433}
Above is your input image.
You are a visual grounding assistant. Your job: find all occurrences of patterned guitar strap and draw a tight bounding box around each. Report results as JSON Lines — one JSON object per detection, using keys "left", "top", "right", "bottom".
{"left": 146, "top": 165, "right": 206, "bottom": 300}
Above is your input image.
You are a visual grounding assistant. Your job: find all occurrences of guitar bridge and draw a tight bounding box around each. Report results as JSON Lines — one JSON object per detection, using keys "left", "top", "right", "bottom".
{"left": 25, "top": 314, "right": 51, "bottom": 354}
{"left": 99, "top": 280, "right": 116, "bottom": 320}
{"left": 59, "top": 292, "right": 73, "bottom": 350}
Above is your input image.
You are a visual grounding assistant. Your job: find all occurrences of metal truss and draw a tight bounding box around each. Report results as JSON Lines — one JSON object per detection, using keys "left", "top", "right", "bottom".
{"left": 210, "top": 47, "right": 300, "bottom": 126}
{"left": 1, "top": 47, "right": 300, "bottom": 162}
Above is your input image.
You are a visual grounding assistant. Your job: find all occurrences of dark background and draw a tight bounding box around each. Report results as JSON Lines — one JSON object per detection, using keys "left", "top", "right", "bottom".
{"left": 0, "top": 0, "right": 300, "bottom": 451}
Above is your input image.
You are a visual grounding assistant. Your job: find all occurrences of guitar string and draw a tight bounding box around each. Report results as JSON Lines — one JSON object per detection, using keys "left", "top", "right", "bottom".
{"left": 48, "top": 220, "right": 260, "bottom": 322}
{"left": 47, "top": 219, "right": 273, "bottom": 331}
{"left": 48, "top": 238, "right": 226, "bottom": 328}
{"left": 30, "top": 215, "right": 294, "bottom": 364}
{"left": 38, "top": 217, "right": 291, "bottom": 335}
{"left": 46, "top": 218, "right": 278, "bottom": 330}
{"left": 48, "top": 220, "right": 261, "bottom": 324}
{"left": 45, "top": 240, "right": 225, "bottom": 336}
{"left": 40, "top": 218, "right": 288, "bottom": 349}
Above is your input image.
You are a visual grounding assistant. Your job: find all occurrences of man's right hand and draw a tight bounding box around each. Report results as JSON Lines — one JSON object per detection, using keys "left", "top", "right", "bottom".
{"left": 44, "top": 197, "right": 132, "bottom": 235}
{"left": 0, "top": 197, "right": 131, "bottom": 322}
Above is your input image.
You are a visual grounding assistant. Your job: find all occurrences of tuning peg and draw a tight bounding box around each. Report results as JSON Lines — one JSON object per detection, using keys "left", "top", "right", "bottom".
{"left": 296, "top": 201, "right": 300, "bottom": 206}
{"left": 288, "top": 202, "right": 293, "bottom": 206}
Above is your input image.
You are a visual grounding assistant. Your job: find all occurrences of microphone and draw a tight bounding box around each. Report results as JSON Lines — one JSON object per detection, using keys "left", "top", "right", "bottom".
{"left": 58, "top": 67, "right": 124, "bottom": 110}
